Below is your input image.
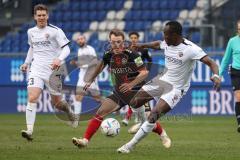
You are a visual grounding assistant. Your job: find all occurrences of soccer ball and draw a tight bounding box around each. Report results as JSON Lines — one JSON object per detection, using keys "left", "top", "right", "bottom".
{"left": 100, "top": 118, "right": 120, "bottom": 137}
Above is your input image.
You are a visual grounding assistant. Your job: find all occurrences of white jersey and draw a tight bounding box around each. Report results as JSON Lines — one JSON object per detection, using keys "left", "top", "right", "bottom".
{"left": 159, "top": 39, "right": 207, "bottom": 91}
{"left": 77, "top": 45, "right": 97, "bottom": 57}
{"left": 77, "top": 45, "right": 98, "bottom": 82}
{"left": 27, "top": 24, "right": 70, "bottom": 79}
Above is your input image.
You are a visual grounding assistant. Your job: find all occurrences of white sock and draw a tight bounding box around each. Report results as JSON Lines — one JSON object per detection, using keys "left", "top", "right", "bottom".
{"left": 131, "top": 106, "right": 146, "bottom": 123}
{"left": 74, "top": 101, "right": 82, "bottom": 115}
{"left": 127, "top": 121, "right": 155, "bottom": 148}
{"left": 26, "top": 102, "right": 37, "bottom": 133}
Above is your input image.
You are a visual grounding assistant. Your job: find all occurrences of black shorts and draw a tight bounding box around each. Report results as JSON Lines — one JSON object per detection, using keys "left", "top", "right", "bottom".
{"left": 107, "top": 89, "right": 140, "bottom": 109}
{"left": 230, "top": 67, "right": 240, "bottom": 91}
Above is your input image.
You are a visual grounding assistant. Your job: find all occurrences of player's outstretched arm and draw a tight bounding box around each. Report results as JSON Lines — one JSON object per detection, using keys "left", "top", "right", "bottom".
{"left": 119, "top": 68, "right": 149, "bottom": 93}
{"left": 201, "top": 56, "right": 221, "bottom": 91}
{"left": 132, "top": 41, "right": 161, "bottom": 50}
{"left": 20, "top": 47, "right": 33, "bottom": 72}
{"left": 83, "top": 61, "right": 105, "bottom": 91}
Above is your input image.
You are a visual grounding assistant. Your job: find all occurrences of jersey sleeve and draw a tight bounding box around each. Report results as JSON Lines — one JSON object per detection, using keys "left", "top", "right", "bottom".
{"left": 190, "top": 45, "right": 207, "bottom": 60}
{"left": 159, "top": 40, "right": 167, "bottom": 50}
{"left": 142, "top": 49, "right": 152, "bottom": 62}
{"left": 219, "top": 38, "right": 233, "bottom": 76}
{"left": 56, "top": 28, "right": 70, "bottom": 48}
{"left": 27, "top": 30, "right": 32, "bottom": 47}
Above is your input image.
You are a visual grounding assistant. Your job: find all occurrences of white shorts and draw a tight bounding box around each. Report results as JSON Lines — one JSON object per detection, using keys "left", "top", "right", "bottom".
{"left": 27, "top": 74, "right": 61, "bottom": 96}
{"left": 76, "top": 79, "right": 100, "bottom": 96}
{"left": 142, "top": 78, "right": 184, "bottom": 109}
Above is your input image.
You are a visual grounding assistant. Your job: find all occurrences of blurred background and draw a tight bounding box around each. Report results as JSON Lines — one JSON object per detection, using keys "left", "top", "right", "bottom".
{"left": 0, "top": 0, "right": 238, "bottom": 115}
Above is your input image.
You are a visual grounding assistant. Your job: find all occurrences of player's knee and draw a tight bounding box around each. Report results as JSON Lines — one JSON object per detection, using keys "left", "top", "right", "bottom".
{"left": 148, "top": 111, "right": 159, "bottom": 123}
{"left": 129, "top": 97, "right": 141, "bottom": 108}
{"left": 234, "top": 91, "right": 240, "bottom": 102}
{"left": 28, "top": 94, "right": 39, "bottom": 103}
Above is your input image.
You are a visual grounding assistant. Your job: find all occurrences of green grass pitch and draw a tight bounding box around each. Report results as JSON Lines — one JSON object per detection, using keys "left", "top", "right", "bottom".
{"left": 0, "top": 114, "right": 239, "bottom": 160}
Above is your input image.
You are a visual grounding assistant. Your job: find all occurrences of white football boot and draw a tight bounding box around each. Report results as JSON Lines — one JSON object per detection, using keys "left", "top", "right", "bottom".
{"left": 72, "top": 137, "right": 88, "bottom": 148}
{"left": 117, "top": 144, "right": 133, "bottom": 154}
{"left": 160, "top": 129, "right": 171, "bottom": 148}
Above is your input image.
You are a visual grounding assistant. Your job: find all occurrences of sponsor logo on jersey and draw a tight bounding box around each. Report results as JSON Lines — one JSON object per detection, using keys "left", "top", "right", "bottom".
{"left": 122, "top": 58, "right": 127, "bottom": 65}
{"left": 165, "top": 55, "right": 182, "bottom": 65}
{"left": 32, "top": 40, "right": 51, "bottom": 47}
{"left": 111, "top": 67, "right": 133, "bottom": 74}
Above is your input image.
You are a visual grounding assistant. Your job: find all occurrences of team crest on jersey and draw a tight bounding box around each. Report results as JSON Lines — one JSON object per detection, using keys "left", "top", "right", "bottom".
{"left": 115, "top": 56, "right": 122, "bottom": 65}
{"left": 178, "top": 52, "right": 183, "bottom": 57}
{"left": 45, "top": 33, "right": 50, "bottom": 39}
{"left": 122, "top": 58, "right": 127, "bottom": 65}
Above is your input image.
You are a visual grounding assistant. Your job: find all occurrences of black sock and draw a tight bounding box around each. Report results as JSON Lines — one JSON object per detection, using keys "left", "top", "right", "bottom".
{"left": 235, "top": 102, "right": 240, "bottom": 125}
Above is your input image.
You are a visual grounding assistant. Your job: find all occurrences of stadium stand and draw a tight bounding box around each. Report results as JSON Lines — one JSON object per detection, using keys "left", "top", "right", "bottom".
{"left": 0, "top": 0, "right": 230, "bottom": 54}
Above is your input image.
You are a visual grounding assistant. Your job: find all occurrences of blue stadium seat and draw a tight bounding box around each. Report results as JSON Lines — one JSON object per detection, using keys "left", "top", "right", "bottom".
{"left": 161, "top": 10, "right": 170, "bottom": 21}
{"left": 168, "top": 0, "right": 177, "bottom": 9}
{"left": 125, "top": 22, "right": 134, "bottom": 31}
{"left": 80, "top": 2, "right": 88, "bottom": 11}
{"left": 125, "top": 11, "right": 132, "bottom": 20}
{"left": 169, "top": 10, "right": 179, "bottom": 20}
{"left": 72, "top": 12, "right": 80, "bottom": 21}
{"left": 96, "top": 1, "right": 105, "bottom": 10}
{"left": 114, "top": 1, "right": 124, "bottom": 10}
{"left": 79, "top": 11, "right": 88, "bottom": 21}
{"left": 150, "top": 11, "right": 159, "bottom": 21}
{"left": 89, "top": 1, "right": 97, "bottom": 11}
{"left": 159, "top": 0, "right": 168, "bottom": 9}
{"left": 141, "top": 10, "right": 151, "bottom": 21}
{"left": 176, "top": 0, "right": 187, "bottom": 9}
{"left": 72, "top": 22, "right": 81, "bottom": 32}
{"left": 132, "top": 11, "right": 142, "bottom": 20}
{"left": 71, "top": 2, "right": 80, "bottom": 11}
{"left": 62, "top": 12, "right": 72, "bottom": 22}
{"left": 150, "top": 1, "right": 159, "bottom": 10}
{"left": 187, "top": 0, "right": 197, "bottom": 10}
{"left": 191, "top": 32, "right": 201, "bottom": 44}
{"left": 89, "top": 11, "right": 97, "bottom": 21}
{"left": 132, "top": 1, "right": 141, "bottom": 10}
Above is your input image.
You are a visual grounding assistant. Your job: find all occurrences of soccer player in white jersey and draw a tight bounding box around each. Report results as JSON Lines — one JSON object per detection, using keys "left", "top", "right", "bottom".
{"left": 19, "top": 4, "right": 73, "bottom": 141}
{"left": 117, "top": 21, "right": 221, "bottom": 153}
{"left": 70, "top": 34, "right": 102, "bottom": 127}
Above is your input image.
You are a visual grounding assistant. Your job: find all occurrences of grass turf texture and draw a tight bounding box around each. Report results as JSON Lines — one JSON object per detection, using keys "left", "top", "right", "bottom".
{"left": 0, "top": 114, "right": 239, "bottom": 160}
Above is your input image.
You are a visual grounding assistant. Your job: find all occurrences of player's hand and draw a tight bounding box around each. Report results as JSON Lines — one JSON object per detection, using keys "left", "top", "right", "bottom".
{"left": 210, "top": 75, "right": 221, "bottom": 91}
{"left": 51, "top": 58, "right": 61, "bottom": 70}
{"left": 20, "top": 63, "right": 28, "bottom": 73}
{"left": 70, "top": 60, "right": 76, "bottom": 66}
{"left": 119, "top": 83, "right": 133, "bottom": 93}
{"left": 83, "top": 82, "right": 92, "bottom": 91}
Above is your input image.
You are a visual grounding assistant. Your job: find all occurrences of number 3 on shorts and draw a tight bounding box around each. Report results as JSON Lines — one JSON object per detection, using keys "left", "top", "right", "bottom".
{"left": 28, "top": 78, "right": 34, "bottom": 85}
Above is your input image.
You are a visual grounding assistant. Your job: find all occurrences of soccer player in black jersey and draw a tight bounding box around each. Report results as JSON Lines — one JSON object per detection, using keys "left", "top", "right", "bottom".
{"left": 72, "top": 29, "right": 167, "bottom": 148}
{"left": 122, "top": 31, "right": 153, "bottom": 127}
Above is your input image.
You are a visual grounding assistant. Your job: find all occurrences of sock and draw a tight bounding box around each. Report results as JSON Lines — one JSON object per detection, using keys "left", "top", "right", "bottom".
{"left": 26, "top": 102, "right": 37, "bottom": 133}
{"left": 126, "top": 107, "right": 133, "bottom": 120}
{"left": 127, "top": 121, "right": 155, "bottom": 148}
{"left": 131, "top": 106, "right": 146, "bottom": 123}
{"left": 74, "top": 101, "right": 82, "bottom": 115}
{"left": 152, "top": 121, "right": 163, "bottom": 135}
{"left": 84, "top": 114, "right": 103, "bottom": 141}
{"left": 235, "top": 102, "right": 240, "bottom": 125}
